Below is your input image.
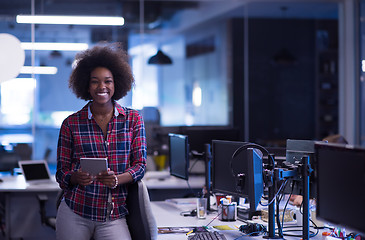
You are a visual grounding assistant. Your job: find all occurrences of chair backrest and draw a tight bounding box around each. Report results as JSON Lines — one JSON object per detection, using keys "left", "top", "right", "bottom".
{"left": 126, "top": 180, "right": 157, "bottom": 240}
{"left": 0, "top": 152, "right": 20, "bottom": 173}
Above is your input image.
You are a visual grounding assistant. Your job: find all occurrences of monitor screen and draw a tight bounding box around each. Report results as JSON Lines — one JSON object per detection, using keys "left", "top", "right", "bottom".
{"left": 183, "top": 127, "right": 240, "bottom": 153}
{"left": 212, "top": 140, "right": 248, "bottom": 196}
{"left": 247, "top": 147, "right": 264, "bottom": 212}
{"left": 211, "top": 140, "right": 263, "bottom": 212}
{"left": 168, "top": 133, "right": 190, "bottom": 180}
{"left": 315, "top": 143, "right": 365, "bottom": 235}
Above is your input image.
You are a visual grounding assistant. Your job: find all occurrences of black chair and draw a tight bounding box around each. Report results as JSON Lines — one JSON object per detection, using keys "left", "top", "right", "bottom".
{"left": 38, "top": 180, "right": 157, "bottom": 239}
{"left": 126, "top": 180, "right": 157, "bottom": 240}
{"left": 0, "top": 152, "right": 20, "bottom": 174}
{"left": 37, "top": 190, "right": 63, "bottom": 230}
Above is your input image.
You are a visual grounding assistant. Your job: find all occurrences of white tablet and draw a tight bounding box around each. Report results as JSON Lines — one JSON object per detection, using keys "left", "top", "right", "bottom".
{"left": 80, "top": 157, "right": 108, "bottom": 176}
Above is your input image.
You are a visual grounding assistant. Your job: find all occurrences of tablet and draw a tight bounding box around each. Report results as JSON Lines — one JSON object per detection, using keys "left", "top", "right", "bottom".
{"left": 80, "top": 157, "right": 108, "bottom": 176}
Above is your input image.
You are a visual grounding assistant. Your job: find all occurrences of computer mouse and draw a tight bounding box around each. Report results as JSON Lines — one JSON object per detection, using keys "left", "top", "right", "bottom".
{"left": 182, "top": 209, "right": 197, "bottom": 217}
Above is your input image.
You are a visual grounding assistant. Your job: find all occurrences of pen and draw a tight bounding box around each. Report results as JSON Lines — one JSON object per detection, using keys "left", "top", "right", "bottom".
{"left": 186, "top": 230, "right": 194, "bottom": 236}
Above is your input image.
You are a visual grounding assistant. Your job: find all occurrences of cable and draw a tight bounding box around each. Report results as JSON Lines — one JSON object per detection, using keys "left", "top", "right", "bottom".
{"left": 188, "top": 158, "right": 199, "bottom": 172}
{"left": 238, "top": 223, "right": 267, "bottom": 238}
{"left": 184, "top": 180, "right": 196, "bottom": 197}
{"left": 278, "top": 221, "right": 319, "bottom": 238}
{"left": 260, "top": 179, "right": 288, "bottom": 207}
{"left": 281, "top": 181, "right": 295, "bottom": 231}
{"left": 230, "top": 143, "right": 276, "bottom": 206}
{"left": 231, "top": 143, "right": 275, "bottom": 169}
{"left": 276, "top": 189, "right": 283, "bottom": 237}
{"left": 274, "top": 180, "right": 295, "bottom": 238}
{"left": 281, "top": 230, "right": 317, "bottom": 237}
{"left": 234, "top": 231, "right": 267, "bottom": 240}
{"left": 203, "top": 211, "right": 222, "bottom": 228}
{"left": 275, "top": 179, "right": 290, "bottom": 238}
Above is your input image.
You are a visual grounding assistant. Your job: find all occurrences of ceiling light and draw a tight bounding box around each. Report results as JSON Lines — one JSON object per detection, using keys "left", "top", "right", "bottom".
{"left": 148, "top": 50, "right": 172, "bottom": 65}
{"left": 16, "top": 15, "right": 124, "bottom": 26}
{"left": 20, "top": 66, "right": 58, "bottom": 75}
{"left": 21, "top": 42, "right": 88, "bottom": 51}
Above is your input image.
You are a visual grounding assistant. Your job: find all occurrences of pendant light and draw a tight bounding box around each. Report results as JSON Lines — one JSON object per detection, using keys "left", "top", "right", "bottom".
{"left": 272, "top": 6, "right": 296, "bottom": 66}
{"left": 148, "top": 50, "right": 173, "bottom": 65}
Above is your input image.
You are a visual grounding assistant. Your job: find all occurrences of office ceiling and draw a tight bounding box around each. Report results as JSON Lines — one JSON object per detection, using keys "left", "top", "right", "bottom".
{"left": 0, "top": 0, "right": 339, "bottom": 28}
{"left": 0, "top": 0, "right": 200, "bottom": 27}
{"left": 0, "top": 0, "right": 205, "bottom": 47}
{"left": 0, "top": 0, "right": 339, "bottom": 55}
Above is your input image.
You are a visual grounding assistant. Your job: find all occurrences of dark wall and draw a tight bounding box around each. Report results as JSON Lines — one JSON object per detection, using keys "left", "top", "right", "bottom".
{"left": 232, "top": 18, "right": 324, "bottom": 146}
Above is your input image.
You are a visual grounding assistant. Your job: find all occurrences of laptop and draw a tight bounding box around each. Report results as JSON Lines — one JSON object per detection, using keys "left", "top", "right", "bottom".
{"left": 18, "top": 160, "right": 57, "bottom": 185}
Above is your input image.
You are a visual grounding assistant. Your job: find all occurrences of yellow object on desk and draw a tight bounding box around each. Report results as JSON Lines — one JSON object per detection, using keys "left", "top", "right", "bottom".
{"left": 213, "top": 225, "right": 239, "bottom": 230}
{"left": 153, "top": 155, "right": 167, "bottom": 171}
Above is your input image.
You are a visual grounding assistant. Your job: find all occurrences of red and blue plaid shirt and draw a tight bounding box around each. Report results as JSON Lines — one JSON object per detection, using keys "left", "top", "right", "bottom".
{"left": 56, "top": 101, "right": 147, "bottom": 222}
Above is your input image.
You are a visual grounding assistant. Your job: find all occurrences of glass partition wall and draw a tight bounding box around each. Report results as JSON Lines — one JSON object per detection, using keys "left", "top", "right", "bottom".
{"left": 360, "top": 0, "right": 365, "bottom": 146}
{"left": 0, "top": 0, "right": 348, "bottom": 164}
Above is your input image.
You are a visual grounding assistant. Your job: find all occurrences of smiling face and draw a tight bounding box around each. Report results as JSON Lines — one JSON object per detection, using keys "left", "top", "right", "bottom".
{"left": 89, "top": 67, "right": 115, "bottom": 106}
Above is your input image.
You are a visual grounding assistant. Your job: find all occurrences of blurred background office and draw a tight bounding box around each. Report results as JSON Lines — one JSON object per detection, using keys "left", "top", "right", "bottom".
{"left": 0, "top": 0, "right": 363, "bottom": 169}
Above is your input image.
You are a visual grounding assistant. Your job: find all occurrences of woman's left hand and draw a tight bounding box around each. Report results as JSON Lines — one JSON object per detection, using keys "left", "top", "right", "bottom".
{"left": 96, "top": 169, "right": 117, "bottom": 188}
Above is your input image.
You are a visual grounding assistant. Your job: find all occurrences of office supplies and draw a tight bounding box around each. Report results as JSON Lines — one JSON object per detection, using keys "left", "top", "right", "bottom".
{"left": 239, "top": 223, "right": 267, "bottom": 236}
{"left": 80, "top": 157, "right": 108, "bottom": 176}
{"left": 158, "top": 226, "right": 206, "bottom": 234}
{"left": 218, "top": 202, "right": 237, "bottom": 221}
{"left": 188, "top": 231, "right": 227, "bottom": 240}
{"left": 18, "top": 160, "right": 55, "bottom": 185}
{"left": 197, "top": 198, "right": 207, "bottom": 219}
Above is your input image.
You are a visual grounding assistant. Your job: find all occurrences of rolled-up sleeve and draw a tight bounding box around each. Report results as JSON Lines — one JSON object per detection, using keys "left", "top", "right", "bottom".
{"left": 126, "top": 111, "right": 147, "bottom": 182}
{"left": 56, "top": 118, "right": 75, "bottom": 190}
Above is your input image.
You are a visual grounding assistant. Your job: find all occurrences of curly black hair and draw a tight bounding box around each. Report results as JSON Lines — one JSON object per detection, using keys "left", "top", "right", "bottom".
{"left": 69, "top": 42, "right": 134, "bottom": 101}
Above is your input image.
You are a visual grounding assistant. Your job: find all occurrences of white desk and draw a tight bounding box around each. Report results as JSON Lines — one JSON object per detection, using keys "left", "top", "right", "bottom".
{"left": 0, "top": 175, "right": 59, "bottom": 192}
{"left": 151, "top": 199, "right": 326, "bottom": 240}
{"left": 151, "top": 199, "right": 249, "bottom": 240}
{"left": 144, "top": 171, "right": 206, "bottom": 201}
{"left": 0, "top": 175, "right": 60, "bottom": 240}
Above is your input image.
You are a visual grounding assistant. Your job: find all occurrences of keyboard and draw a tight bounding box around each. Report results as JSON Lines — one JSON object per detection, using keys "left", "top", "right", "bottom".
{"left": 188, "top": 231, "right": 227, "bottom": 240}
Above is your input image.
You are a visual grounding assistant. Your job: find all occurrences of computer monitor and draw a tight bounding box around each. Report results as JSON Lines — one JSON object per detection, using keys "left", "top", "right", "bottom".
{"left": 315, "top": 142, "right": 365, "bottom": 235}
{"left": 183, "top": 127, "right": 241, "bottom": 153}
{"left": 211, "top": 140, "right": 263, "bottom": 214}
{"left": 246, "top": 147, "right": 264, "bottom": 212}
{"left": 285, "top": 139, "right": 320, "bottom": 198}
{"left": 168, "top": 133, "right": 190, "bottom": 180}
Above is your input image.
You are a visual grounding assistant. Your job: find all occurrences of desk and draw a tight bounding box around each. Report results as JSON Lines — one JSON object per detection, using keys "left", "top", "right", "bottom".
{"left": 151, "top": 199, "right": 326, "bottom": 240}
{"left": 0, "top": 175, "right": 60, "bottom": 240}
{"left": 144, "top": 171, "right": 205, "bottom": 201}
{"left": 151, "top": 199, "right": 247, "bottom": 240}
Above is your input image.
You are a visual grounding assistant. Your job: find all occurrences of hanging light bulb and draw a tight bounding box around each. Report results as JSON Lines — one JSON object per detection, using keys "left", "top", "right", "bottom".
{"left": 148, "top": 50, "right": 172, "bottom": 65}
{"left": 272, "top": 6, "right": 296, "bottom": 66}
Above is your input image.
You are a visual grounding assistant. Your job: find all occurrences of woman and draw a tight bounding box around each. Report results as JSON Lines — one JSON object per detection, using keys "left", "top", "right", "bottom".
{"left": 56, "top": 43, "right": 146, "bottom": 240}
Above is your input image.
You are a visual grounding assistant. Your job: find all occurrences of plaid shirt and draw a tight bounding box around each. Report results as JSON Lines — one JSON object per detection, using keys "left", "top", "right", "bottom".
{"left": 56, "top": 101, "right": 147, "bottom": 222}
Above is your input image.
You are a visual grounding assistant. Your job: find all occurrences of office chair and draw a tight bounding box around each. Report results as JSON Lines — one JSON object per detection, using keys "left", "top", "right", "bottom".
{"left": 126, "top": 180, "right": 158, "bottom": 240}
{"left": 0, "top": 152, "right": 20, "bottom": 174}
{"left": 37, "top": 189, "right": 63, "bottom": 230}
{"left": 13, "top": 143, "right": 32, "bottom": 160}
{"left": 37, "top": 180, "right": 158, "bottom": 240}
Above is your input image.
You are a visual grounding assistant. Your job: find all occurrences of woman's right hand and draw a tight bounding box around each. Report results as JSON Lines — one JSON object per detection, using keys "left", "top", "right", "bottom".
{"left": 70, "top": 170, "right": 93, "bottom": 186}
